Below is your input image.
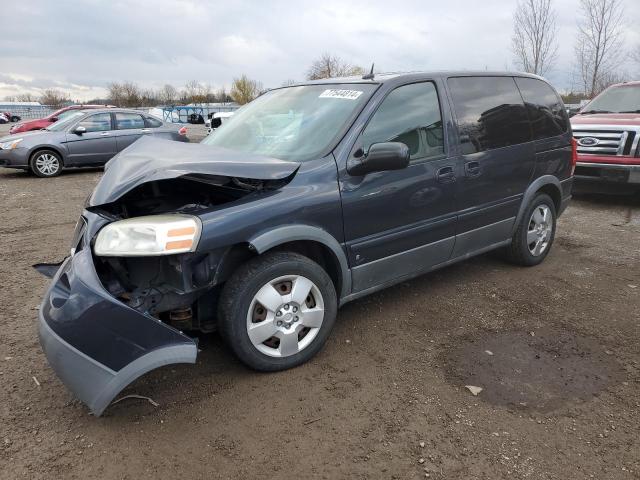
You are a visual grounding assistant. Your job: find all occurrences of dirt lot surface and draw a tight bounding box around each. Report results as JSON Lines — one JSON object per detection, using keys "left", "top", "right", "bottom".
{"left": 0, "top": 123, "right": 638, "bottom": 479}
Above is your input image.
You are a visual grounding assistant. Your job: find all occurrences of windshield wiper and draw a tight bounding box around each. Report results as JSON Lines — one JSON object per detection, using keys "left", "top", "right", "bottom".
{"left": 620, "top": 110, "right": 640, "bottom": 113}
{"left": 580, "top": 109, "right": 613, "bottom": 115}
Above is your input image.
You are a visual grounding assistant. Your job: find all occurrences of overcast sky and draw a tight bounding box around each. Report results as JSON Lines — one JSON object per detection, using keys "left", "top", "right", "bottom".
{"left": 1, "top": 0, "right": 639, "bottom": 101}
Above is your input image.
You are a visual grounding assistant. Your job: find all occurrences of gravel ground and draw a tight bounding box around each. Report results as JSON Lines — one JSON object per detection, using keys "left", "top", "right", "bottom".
{"left": 0, "top": 122, "right": 638, "bottom": 479}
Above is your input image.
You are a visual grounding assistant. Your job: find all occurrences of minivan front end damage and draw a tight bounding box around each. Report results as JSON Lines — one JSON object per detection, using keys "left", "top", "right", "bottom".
{"left": 38, "top": 245, "right": 198, "bottom": 416}
{"left": 37, "top": 138, "right": 301, "bottom": 415}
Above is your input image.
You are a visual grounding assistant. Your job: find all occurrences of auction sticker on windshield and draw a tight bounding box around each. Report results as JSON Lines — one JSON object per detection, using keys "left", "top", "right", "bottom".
{"left": 319, "top": 89, "right": 363, "bottom": 100}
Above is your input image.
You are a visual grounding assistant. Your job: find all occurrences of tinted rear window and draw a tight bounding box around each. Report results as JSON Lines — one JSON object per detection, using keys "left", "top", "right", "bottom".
{"left": 448, "top": 76, "right": 532, "bottom": 154}
{"left": 515, "top": 77, "right": 568, "bottom": 139}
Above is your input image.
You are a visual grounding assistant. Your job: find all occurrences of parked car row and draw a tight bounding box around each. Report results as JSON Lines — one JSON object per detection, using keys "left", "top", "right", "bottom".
{"left": 0, "top": 108, "right": 187, "bottom": 177}
{"left": 2, "top": 70, "right": 637, "bottom": 416}
{"left": 0, "top": 111, "right": 21, "bottom": 123}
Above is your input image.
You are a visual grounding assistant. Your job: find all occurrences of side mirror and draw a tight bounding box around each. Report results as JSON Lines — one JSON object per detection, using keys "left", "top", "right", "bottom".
{"left": 347, "top": 142, "right": 410, "bottom": 176}
{"left": 50, "top": 117, "right": 58, "bottom": 122}
{"left": 74, "top": 126, "right": 86, "bottom": 135}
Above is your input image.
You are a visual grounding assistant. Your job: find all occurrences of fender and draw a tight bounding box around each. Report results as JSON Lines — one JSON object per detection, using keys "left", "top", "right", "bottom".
{"left": 248, "top": 225, "right": 351, "bottom": 300}
{"left": 28, "top": 144, "right": 68, "bottom": 164}
{"left": 512, "top": 175, "right": 562, "bottom": 235}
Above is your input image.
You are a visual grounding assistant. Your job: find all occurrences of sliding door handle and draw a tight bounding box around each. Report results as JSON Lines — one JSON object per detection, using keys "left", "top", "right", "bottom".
{"left": 436, "top": 165, "right": 456, "bottom": 183}
{"left": 465, "top": 161, "right": 481, "bottom": 177}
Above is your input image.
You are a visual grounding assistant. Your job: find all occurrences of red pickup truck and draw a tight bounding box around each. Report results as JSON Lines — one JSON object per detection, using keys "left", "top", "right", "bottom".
{"left": 571, "top": 81, "right": 640, "bottom": 194}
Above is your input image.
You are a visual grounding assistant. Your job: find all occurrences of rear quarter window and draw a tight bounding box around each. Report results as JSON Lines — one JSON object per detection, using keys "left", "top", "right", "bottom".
{"left": 448, "top": 76, "right": 532, "bottom": 154}
{"left": 514, "top": 77, "right": 568, "bottom": 139}
{"left": 145, "top": 116, "right": 163, "bottom": 128}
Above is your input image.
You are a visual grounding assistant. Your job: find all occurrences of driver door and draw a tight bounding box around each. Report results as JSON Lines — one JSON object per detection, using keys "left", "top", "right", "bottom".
{"left": 65, "top": 112, "right": 117, "bottom": 165}
{"left": 339, "top": 81, "right": 459, "bottom": 292}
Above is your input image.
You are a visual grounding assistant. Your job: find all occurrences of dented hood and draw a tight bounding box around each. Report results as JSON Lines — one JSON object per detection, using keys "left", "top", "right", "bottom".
{"left": 89, "top": 137, "right": 300, "bottom": 206}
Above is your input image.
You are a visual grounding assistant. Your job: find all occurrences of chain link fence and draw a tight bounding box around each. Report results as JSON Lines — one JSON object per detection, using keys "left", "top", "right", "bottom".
{"left": 0, "top": 104, "right": 55, "bottom": 120}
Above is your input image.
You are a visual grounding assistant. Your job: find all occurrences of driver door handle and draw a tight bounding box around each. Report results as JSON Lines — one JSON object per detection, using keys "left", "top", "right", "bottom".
{"left": 436, "top": 165, "right": 456, "bottom": 183}
{"left": 100, "top": 132, "right": 110, "bottom": 136}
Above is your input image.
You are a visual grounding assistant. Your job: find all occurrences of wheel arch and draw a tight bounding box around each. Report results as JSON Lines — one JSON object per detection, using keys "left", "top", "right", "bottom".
{"left": 512, "top": 176, "right": 562, "bottom": 235}
{"left": 248, "top": 226, "right": 351, "bottom": 300}
{"left": 28, "top": 145, "right": 66, "bottom": 166}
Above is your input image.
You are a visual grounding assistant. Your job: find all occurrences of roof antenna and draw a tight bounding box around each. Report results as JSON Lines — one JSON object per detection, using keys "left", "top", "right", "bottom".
{"left": 362, "top": 63, "right": 375, "bottom": 80}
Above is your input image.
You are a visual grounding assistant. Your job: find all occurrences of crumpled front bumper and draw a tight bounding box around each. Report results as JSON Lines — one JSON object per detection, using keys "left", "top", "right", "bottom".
{"left": 38, "top": 245, "right": 197, "bottom": 416}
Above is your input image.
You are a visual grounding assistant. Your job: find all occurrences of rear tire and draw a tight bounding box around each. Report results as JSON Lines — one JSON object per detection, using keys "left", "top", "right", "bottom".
{"left": 30, "top": 150, "right": 62, "bottom": 178}
{"left": 218, "top": 251, "right": 337, "bottom": 371}
{"left": 504, "top": 193, "right": 556, "bottom": 266}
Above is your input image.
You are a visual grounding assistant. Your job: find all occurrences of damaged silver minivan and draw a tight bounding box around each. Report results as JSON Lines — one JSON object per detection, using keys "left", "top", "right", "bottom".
{"left": 38, "top": 72, "right": 573, "bottom": 415}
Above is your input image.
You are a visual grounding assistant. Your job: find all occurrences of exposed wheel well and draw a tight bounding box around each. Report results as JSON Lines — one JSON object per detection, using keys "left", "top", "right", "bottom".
{"left": 215, "top": 240, "right": 343, "bottom": 297}
{"left": 536, "top": 183, "right": 561, "bottom": 213}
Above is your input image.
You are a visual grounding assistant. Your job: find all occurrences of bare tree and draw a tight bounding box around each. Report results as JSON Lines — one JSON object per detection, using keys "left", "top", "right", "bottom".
{"left": 216, "top": 87, "right": 231, "bottom": 103}
{"left": 183, "top": 80, "right": 201, "bottom": 103}
{"left": 16, "top": 93, "right": 35, "bottom": 102}
{"left": 40, "top": 89, "right": 70, "bottom": 108}
{"left": 511, "top": 0, "right": 558, "bottom": 76}
{"left": 120, "top": 82, "right": 142, "bottom": 107}
{"left": 107, "top": 82, "right": 125, "bottom": 106}
{"left": 157, "top": 84, "right": 177, "bottom": 105}
{"left": 574, "top": 0, "right": 625, "bottom": 97}
{"left": 306, "top": 53, "right": 364, "bottom": 80}
{"left": 107, "top": 81, "right": 142, "bottom": 107}
{"left": 230, "top": 75, "right": 262, "bottom": 105}
{"left": 3, "top": 95, "right": 16, "bottom": 102}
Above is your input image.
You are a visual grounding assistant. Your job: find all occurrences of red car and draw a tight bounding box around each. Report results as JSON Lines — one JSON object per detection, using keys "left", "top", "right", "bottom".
{"left": 9, "top": 104, "right": 115, "bottom": 134}
{"left": 571, "top": 81, "right": 640, "bottom": 194}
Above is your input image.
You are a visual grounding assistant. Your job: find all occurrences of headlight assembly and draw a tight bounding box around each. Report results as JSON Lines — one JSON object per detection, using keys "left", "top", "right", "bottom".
{"left": 0, "top": 138, "right": 23, "bottom": 150}
{"left": 94, "top": 214, "right": 202, "bottom": 256}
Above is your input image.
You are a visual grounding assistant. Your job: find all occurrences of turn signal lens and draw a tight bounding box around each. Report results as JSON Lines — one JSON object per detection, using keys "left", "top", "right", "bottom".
{"left": 94, "top": 214, "right": 201, "bottom": 256}
{"left": 570, "top": 137, "right": 578, "bottom": 175}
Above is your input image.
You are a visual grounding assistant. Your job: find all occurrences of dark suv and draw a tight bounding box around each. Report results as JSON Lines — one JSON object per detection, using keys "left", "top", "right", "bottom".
{"left": 37, "top": 72, "right": 574, "bottom": 415}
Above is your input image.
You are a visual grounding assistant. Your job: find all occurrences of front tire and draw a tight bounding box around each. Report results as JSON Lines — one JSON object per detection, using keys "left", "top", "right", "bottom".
{"left": 218, "top": 251, "right": 337, "bottom": 371}
{"left": 504, "top": 193, "right": 556, "bottom": 266}
{"left": 30, "top": 150, "right": 62, "bottom": 178}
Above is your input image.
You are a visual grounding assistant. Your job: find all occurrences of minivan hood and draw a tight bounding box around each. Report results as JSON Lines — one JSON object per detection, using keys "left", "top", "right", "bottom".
{"left": 89, "top": 137, "right": 301, "bottom": 206}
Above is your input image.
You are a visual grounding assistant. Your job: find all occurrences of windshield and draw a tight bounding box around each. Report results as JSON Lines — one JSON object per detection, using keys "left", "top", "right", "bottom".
{"left": 46, "top": 111, "right": 86, "bottom": 131}
{"left": 202, "top": 84, "right": 376, "bottom": 161}
{"left": 582, "top": 85, "right": 640, "bottom": 114}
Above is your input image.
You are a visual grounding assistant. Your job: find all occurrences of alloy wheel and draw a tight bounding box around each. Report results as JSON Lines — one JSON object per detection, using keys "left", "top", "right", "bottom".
{"left": 34, "top": 153, "right": 60, "bottom": 176}
{"left": 527, "top": 204, "right": 553, "bottom": 256}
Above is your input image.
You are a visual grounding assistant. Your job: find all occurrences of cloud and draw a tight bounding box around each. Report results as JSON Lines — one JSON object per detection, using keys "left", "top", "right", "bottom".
{"left": 0, "top": 0, "right": 638, "bottom": 101}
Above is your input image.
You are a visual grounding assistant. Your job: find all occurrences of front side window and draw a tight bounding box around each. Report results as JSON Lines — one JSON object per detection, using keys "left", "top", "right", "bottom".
{"left": 361, "top": 82, "right": 444, "bottom": 161}
{"left": 76, "top": 113, "right": 112, "bottom": 132}
{"left": 202, "top": 83, "right": 376, "bottom": 161}
{"left": 515, "top": 77, "right": 568, "bottom": 139}
{"left": 115, "top": 112, "right": 145, "bottom": 130}
{"left": 448, "top": 76, "right": 531, "bottom": 154}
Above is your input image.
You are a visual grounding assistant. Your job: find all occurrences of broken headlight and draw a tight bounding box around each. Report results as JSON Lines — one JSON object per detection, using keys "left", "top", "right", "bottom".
{"left": 94, "top": 214, "right": 202, "bottom": 257}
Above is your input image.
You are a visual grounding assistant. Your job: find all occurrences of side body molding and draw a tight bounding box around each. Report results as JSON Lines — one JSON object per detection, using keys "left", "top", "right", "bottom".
{"left": 248, "top": 225, "right": 352, "bottom": 300}
{"left": 512, "top": 175, "right": 562, "bottom": 235}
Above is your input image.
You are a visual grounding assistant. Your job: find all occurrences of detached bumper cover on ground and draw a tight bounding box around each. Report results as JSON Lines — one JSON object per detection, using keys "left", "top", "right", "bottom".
{"left": 38, "top": 247, "right": 197, "bottom": 416}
